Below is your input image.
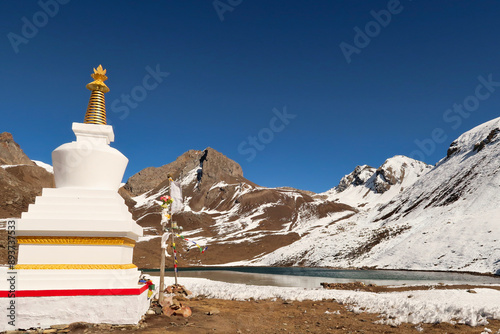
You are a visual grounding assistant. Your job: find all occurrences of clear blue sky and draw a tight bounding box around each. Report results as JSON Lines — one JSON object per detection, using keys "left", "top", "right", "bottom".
{"left": 1, "top": 1, "right": 500, "bottom": 193}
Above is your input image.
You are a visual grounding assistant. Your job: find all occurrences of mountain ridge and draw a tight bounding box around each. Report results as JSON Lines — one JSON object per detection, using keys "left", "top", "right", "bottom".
{"left": 1, "top": 117, "right": 499, "bottom": 274}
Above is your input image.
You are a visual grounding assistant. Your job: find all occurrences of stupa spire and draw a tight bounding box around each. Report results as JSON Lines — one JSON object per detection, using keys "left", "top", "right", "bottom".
{"left": 83, "top": 65, "right": 110, "bottom": 125}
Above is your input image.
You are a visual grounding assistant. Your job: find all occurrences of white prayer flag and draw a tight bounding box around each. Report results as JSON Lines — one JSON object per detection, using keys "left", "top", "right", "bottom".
{"left": 161, "top": 208, "right": 169, "bottom": 224}
{"left": 161, "top": 233, "right": 169, "bottom": 249}
{"left": 170, "top": 180, "right": 183, "bottom": 214}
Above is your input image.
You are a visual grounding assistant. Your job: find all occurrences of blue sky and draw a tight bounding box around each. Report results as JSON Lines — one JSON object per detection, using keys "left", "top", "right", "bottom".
{"left": 1, "top": 1, "right": 500, "bottom": 193}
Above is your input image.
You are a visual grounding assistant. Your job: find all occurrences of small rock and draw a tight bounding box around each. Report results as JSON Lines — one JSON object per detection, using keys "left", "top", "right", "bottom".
{"left": 177, "top": 305, "right": 192, "bottom": 318}
{"left": 160, "top": 295, "right": 174, "bottom": 308}
{"left": 467, "top": 289, "right": 477, "bottom": 294}
{"left": 164, "top": 307, "right": 176, "bottom": 317}
{"left": 50, "top": 324, "right": 69, "bottom": 330}
{"left": 207, "top": 308, "right": 220, "bottom": 316}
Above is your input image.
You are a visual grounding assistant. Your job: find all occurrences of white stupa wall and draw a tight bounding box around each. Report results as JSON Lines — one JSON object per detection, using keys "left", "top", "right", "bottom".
{"left": 15, "top": 122, "right": 144, "bottom": 290}
{"left": 17, "top": 245, "right": 134, "bottom": 264}
{"left": 1, "top": 68, "right": 151, "bottom": 331}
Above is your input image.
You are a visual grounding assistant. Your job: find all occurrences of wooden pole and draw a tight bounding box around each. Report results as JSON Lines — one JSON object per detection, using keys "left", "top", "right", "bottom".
{"left": 171, "top": 219, "right": 178, "bottom": 286}
{"left": 159, "top": 236, "right": 166, "bottom": 304}
{"left": 159, "top": 203, "right": 168, "bottom": 305}
{"left": 169, "top": 177, "right": 178, "bottom": 286}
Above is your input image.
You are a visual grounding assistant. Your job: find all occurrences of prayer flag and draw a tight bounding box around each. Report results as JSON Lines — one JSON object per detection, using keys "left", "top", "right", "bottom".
{"left": 170, "top": 180, "right": 183, "bottom": 213}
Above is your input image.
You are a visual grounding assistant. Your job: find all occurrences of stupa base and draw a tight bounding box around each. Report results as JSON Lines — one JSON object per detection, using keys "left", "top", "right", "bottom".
{"left": 0, "top": 284, "right": 150, "bottom": 331}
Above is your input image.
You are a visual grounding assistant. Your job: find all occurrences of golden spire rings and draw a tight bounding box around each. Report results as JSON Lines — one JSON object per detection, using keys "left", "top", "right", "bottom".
{"left": 83, "top": 65, "right": 110, "bottom": 125}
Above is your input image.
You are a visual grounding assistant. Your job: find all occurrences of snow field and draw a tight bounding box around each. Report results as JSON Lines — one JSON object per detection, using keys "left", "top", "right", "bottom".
{"left": 156, "top": 277, "right": 500, "bottom": 327}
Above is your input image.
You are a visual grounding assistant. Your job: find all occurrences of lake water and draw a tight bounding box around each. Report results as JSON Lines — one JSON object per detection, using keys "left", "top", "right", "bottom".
{"left": 145, "top": 267, "right": 500, "bottom": 289}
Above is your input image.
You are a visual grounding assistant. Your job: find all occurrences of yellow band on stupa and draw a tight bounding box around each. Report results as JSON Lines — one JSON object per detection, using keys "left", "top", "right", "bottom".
{"left": 14, "top": 264, "right": 137, "bottom": 270}
{"left": 17, "top": 236, "right": 136, "bottom": 248}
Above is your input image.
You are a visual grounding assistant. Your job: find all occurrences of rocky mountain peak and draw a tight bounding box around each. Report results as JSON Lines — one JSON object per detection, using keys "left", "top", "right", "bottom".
{"left": 124, "top": 147, "right": 244, "bottom": 196}
{"left": 0, "top": 132, "right": 35, "bottom": 166}
{"left": 336, "top": 165, "right": 375, "bottom": 192}
{"left": 197, "top": 147, "right": 243, "bottom": 186}
{"left": 334, "top": 156, "right": 431, "bottom": 195}
{"left": 371, "top": 155, "right": 431, "bottom": 194}
{"left": 124, "top": 149, "right": 202, "bottom": 196}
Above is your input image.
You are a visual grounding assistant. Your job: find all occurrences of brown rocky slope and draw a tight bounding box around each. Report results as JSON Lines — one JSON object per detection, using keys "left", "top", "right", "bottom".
{"left": 126, "top": 147, "right": 357, "bottom": 268}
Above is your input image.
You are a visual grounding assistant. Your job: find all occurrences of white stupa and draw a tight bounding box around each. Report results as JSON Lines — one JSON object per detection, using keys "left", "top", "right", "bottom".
{"left": 0, "top": 65, "right": 150, "bottom": 331}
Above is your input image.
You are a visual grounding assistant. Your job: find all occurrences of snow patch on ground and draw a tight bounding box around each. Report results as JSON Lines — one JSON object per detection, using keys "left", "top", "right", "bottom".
{"left": 1, "top": 164, "right": 31, "bottom": 169}
{"left": 156, "top": 277, "right": 500, "bottom": 327}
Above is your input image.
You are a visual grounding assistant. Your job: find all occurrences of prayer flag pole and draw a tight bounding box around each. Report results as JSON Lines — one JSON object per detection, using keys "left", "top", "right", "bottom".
{"left": 159, "top": 240, "right": 166, "bottom": 304}
{"left": 158, "top": 176, "right": 174, "bottom": 304}
{"left": 169, "top": 176, "right": 179, "bottom": 286}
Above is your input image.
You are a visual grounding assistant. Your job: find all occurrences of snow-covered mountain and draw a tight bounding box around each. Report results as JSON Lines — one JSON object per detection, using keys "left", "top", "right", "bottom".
{"left": 257, "top": 118, "right": 500, "bottom": 274}
{"left": 119, "top": 118, "right": 500, "bottom": 274}
{"left": 1, "top": 117, "right": 499, "bottom": 275}
{"left": 360, "top": 117, "right": 500, "bottom": 274}
{"left": 324, "top": 156, "right": 432, "bottom": 209}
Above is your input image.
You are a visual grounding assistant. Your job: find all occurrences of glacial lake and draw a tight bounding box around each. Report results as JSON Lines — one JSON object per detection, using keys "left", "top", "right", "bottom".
{"left": 144, "top": 267, "right": 500, "bottom": 289}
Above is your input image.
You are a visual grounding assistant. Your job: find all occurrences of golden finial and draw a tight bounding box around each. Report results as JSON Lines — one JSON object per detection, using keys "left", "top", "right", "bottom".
{"left": 84, "top": 65, "right": 109, "bottom": 125}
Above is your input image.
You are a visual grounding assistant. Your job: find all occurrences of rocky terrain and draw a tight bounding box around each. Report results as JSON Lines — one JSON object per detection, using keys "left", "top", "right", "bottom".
{"left": 1, "top": 117, "right": 499, "bottom": 275}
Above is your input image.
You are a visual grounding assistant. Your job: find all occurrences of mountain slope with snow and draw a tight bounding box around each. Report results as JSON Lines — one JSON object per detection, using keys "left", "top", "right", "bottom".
{"left": 256, "top": 118, "right": 500, "bottom": 274}
{"left": 126, "top": 118, "right": 500, "bottom": 274}
{"left": 359, "top": 117, "right": 500, "bottom": 274}
{"left": 1, "top": 118, "right": 499, "bottom": 274}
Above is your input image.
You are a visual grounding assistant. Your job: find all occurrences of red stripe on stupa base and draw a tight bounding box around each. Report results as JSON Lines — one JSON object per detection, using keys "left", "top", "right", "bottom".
{"left": 0, "top": 284, "right": 149, "bottom": 298}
